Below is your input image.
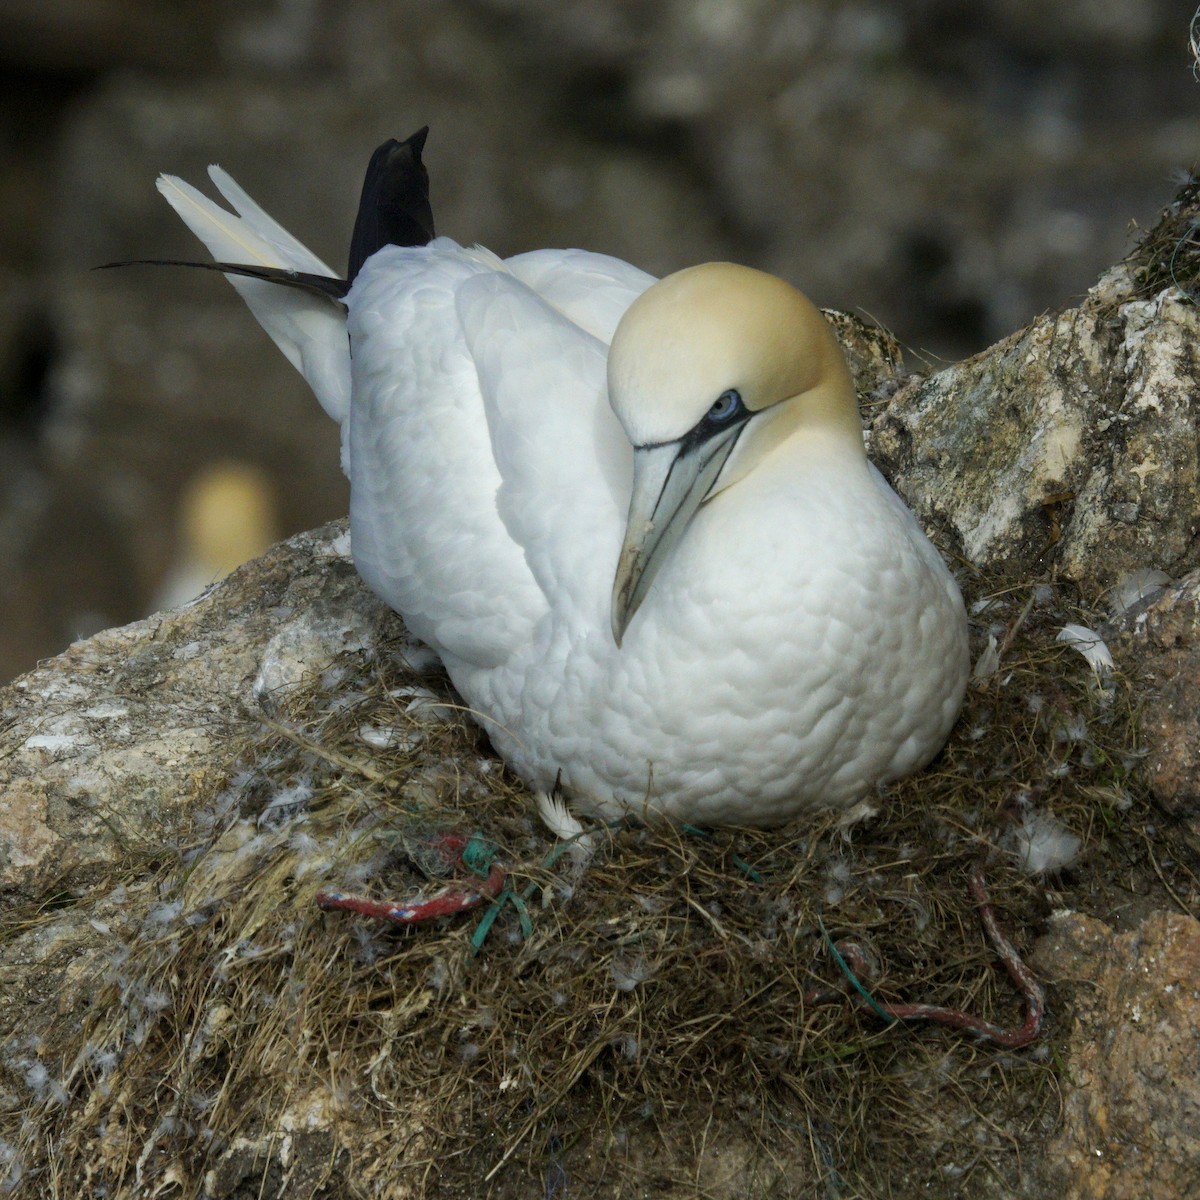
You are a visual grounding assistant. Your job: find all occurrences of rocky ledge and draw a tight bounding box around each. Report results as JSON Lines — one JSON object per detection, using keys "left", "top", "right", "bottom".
{"left": 2, "top": 193, "right": 1200, "bottom": 1198}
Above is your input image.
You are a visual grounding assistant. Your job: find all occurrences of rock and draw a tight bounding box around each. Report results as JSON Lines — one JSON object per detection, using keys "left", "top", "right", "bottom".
{"left": 822, "top": 307, "right": 906, "bottom": 407}
{"left": 1109, "top": 568, "right": 1200, "bottom": 814}
{"left": 981, "top": 0, "right": 1161, "bottom": 54}
{"left": 868, "top": 173, "right": 1200, "bottom": 630}
{"left": 0, "top": 521, "right": 404, "bottom": 897}
{"left": 1031, "top": 910, "right": 1200, "bottom": 1200}
{"left": 872, "top": 255, "right": 1200, "bottom": 594}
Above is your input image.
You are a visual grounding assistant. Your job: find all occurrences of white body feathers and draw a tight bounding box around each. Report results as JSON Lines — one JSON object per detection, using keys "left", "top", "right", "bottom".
{"left": 157, "top": 166, "right": 969, "bottom": 826}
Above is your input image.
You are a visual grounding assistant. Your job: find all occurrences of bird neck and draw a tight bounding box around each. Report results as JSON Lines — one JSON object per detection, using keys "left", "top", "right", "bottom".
{"left": 762, "top": 367, "right": 866, "bottom": 456}
{"left": 708, "top": 379, "right": 866, "bottom": 506}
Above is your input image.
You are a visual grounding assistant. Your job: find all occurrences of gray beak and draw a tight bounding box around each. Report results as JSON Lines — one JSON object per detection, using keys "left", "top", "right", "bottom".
{"left": 610, "top": 422, "right": 746, "bottom": 645}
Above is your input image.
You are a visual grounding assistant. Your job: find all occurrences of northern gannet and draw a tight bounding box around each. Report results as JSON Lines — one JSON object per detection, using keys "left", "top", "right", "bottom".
{"left": 154, "top": 462, "right": 281, "bottom": 610}
{"left": 126, "top": 129, "right": 969, "bottom": 829}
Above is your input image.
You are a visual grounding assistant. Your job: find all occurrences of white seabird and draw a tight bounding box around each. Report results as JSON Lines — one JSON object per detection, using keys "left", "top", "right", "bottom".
{"left": 139, "top": 130, "right": 969, "bottom": 828}
{"left": 154, "top": 461, "right": 280, "bottom": 611}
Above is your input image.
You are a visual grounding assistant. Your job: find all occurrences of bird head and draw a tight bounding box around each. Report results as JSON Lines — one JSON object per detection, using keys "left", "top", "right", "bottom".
{"left": 607, "top": 262, "right": 863, "bottom": 645}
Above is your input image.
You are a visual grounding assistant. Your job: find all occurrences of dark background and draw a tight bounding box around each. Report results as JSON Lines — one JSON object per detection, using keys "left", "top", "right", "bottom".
{"left": 1, "top": 0, "right": 1197, "bottom": 683}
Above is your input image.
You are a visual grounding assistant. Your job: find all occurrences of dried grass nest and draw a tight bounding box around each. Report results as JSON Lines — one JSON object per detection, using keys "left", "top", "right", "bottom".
{"left": 1129, "top": 167, "right": 1200, "bottom": 303}
{"left": 2, "top": 571, "right": 1189, "bottom": 1200}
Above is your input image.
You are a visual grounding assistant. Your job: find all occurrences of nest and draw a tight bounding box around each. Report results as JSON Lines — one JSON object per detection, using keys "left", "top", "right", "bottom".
{"left": 1128, "top": 168, "right": 1200, "bottom": 303}
{"left": 0, "top": 570, "right": 1185, "bottom": 1199}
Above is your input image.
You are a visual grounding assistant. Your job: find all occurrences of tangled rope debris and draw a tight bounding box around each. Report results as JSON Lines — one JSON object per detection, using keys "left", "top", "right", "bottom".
{"left": 318, "top": 827, "right": 1045, "bottom": 1048}
{"left": 808, "top": 856, "right": 1045, "bottom": 1048}
{"left": 315, "top": 832, "right": 506, "bottom": 922}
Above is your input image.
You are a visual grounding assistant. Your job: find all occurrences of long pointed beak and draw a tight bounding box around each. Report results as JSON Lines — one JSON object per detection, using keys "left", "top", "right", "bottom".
{"left": 611, "top": 424, "right": 746, "bottom": 645}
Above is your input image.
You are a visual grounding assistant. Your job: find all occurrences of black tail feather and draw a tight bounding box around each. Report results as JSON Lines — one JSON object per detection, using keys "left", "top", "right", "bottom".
{"left": 95, "top": 259, "right": 350, "bottom": 304}
{"left": 102, "top": 126, "right": 435, "bottom": 300}
{"left": 347, "top": 127, "right": 435, "bottom": 282}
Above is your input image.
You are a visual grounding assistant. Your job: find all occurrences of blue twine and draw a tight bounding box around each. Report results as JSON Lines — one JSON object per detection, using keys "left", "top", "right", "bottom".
{"left": 544, "top": 1135, "right": 569, "bottom": 1199}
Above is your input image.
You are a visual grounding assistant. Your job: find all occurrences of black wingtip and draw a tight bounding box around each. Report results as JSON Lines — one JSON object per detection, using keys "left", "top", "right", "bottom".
{"left": 95, "top": 258, "right": 350, "bottom": 304}
{"left": 347, "top": 126, "right": 436, "bottom": 282}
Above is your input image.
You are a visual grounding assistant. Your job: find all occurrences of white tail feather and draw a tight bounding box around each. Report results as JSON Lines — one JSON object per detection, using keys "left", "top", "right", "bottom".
{"left": 207, "top": 166, "right": 339, "bottom": 277}
{"left": 155, "top": 171, "right": 352, "bottom": 438}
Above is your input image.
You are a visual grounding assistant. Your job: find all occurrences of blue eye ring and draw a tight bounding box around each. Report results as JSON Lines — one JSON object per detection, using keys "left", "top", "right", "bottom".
{"left": 707, "top": 389, "right": 743, "bottom": 423}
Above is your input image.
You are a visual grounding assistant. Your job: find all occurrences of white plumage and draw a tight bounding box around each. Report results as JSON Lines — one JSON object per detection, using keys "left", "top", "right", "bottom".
{"left": 154, "top": 160, "right": 969, "bottom": 828}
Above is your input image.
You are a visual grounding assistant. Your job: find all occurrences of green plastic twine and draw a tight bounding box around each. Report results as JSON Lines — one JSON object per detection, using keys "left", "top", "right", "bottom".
{"left": 731, "top": 853, "right": 763, "bottom": 882}
{"left": 506, "top": 888, "right": 534, "bottom": 938}
{"left": 469, "top": 893, "right": 504, "bottom": 955}
{"left": 461, "top": 834, "right": 498, "bottom": 878}
{"left": 818, "top": 915, "right": 898, "bottom": 1025}
{"left": 468, "top": 820, "right": 629, "bottom": 956}
{"left": 469, "top": 886, "right": 534, "bottom": 956}
{"left": 680, "top": 824, "right": 762, "bottom": 883}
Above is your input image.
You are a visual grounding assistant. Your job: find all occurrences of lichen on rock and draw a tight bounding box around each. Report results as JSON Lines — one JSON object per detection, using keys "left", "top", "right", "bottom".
{"left": 1032, "top": 910, "right": 1200, "bottom": 1200}
{"left": 873, "top": 195, "right": 1200, "bottom": 595}
{"left": 0, "top": 522, "right": 404, "bottom": 897}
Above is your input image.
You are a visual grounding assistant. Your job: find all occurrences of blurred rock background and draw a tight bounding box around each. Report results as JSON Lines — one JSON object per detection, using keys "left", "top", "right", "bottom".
{"left": 1, "top": 0, "right": 1197, "bottom": 684}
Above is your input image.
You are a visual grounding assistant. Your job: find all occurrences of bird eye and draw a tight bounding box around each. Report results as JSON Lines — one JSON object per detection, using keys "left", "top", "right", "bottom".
{"left": 706, "top": 389, "right": 743, "bottom": 423}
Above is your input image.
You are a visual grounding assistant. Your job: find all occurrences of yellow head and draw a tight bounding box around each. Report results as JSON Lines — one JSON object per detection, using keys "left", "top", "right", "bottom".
{"left": 607, "top": 262, "right": 860, "bottom": 450}
{"left": 606, "top": 263, "right": 863, "bottom": 644}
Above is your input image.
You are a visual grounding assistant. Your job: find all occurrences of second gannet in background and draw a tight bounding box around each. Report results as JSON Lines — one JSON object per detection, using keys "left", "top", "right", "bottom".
{"left": 154, "top": 461, "right": 281, "bottom": 610}
{"left": 128, "top": 128, "right": 969, "bottom": 828}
